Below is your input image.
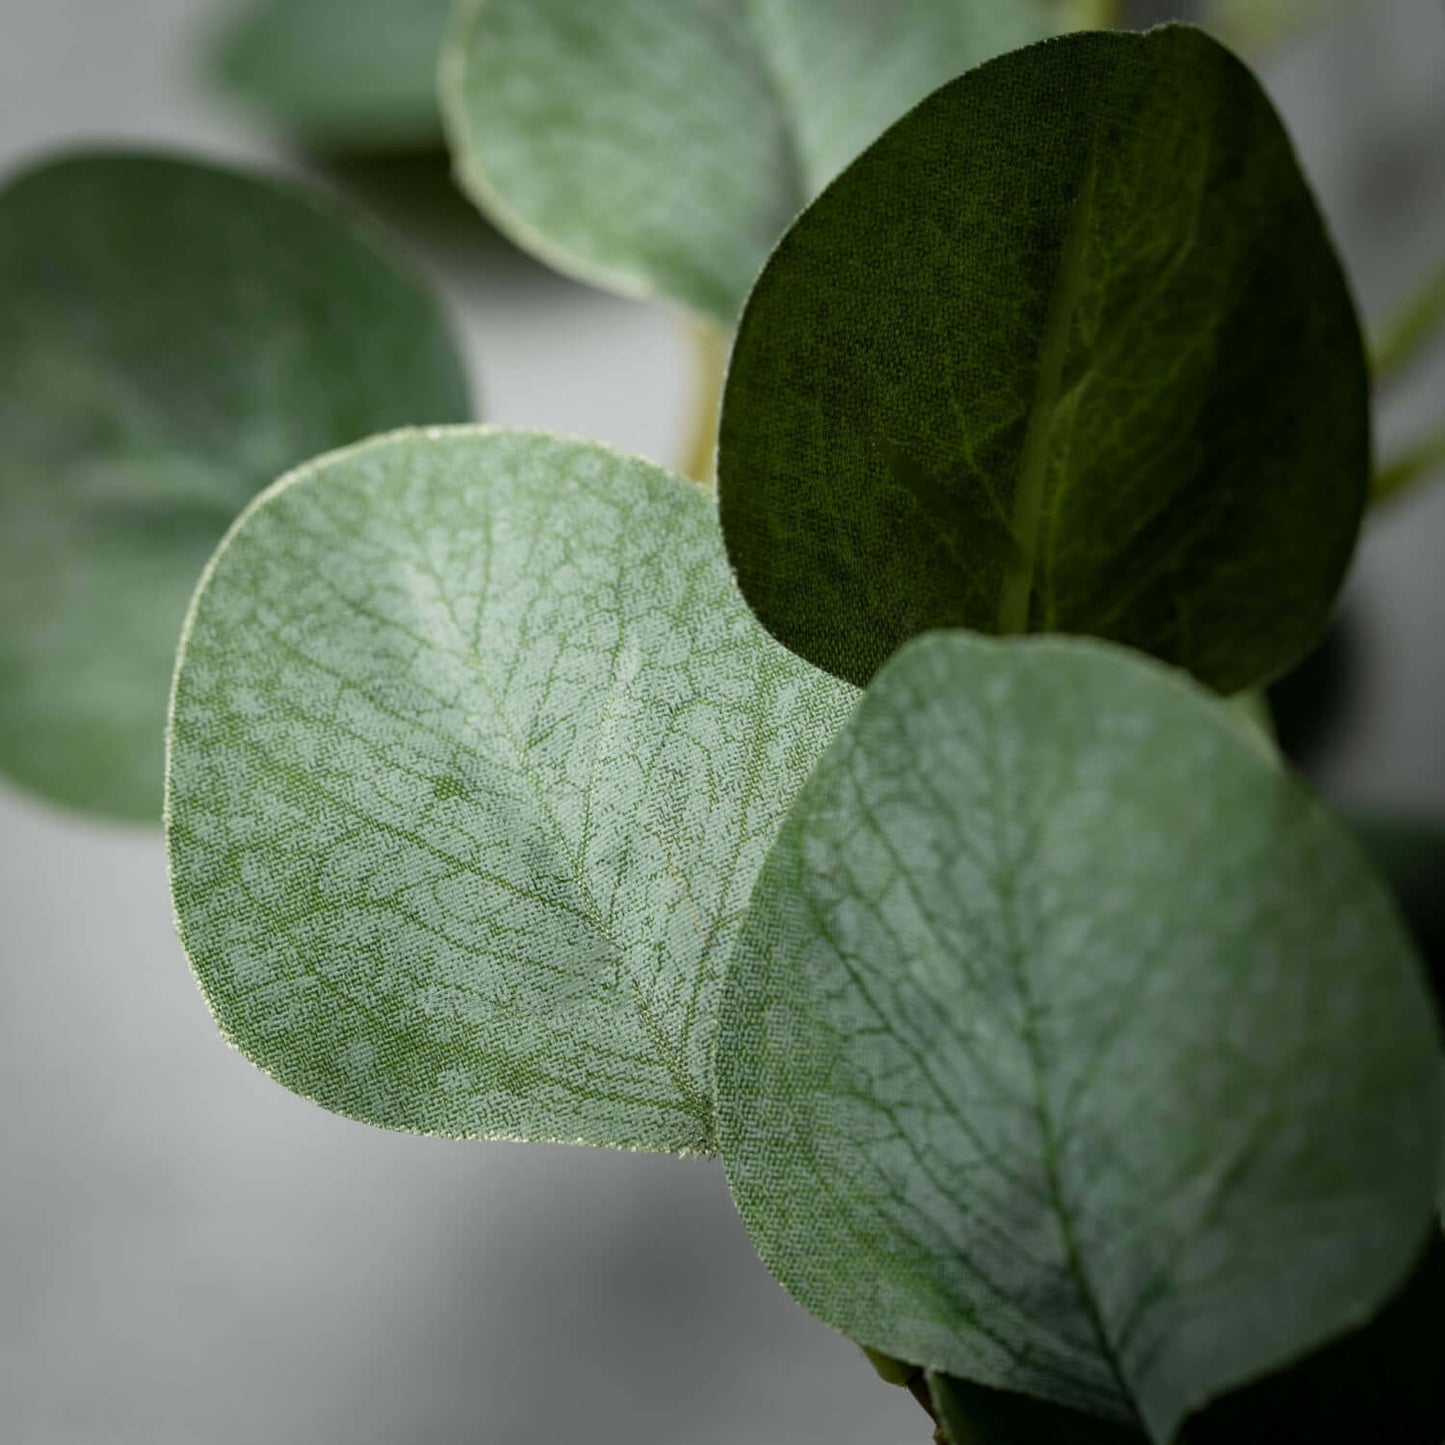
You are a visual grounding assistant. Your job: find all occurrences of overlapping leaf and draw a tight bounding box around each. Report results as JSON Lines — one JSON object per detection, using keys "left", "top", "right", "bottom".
{"left": 166, "top": 428, "right": 857, "bottom": 1151}
{"left": 718, "top": 26, "right": 1370, "bottom": 692}
{"left": 441, "top": 0, "right": 1053, "bottom": 322}
{"left": 926, "top": 1231, "right": 1445, "bottom": 1443}
{"left": 717, "top": 632, "right": 1440, "bottom": 1441}
{"left": 930, "top": 1372, "right": 1140, "bottom": 1445}
{"left": 211, "top": 0, "right": 456, "bottom": 149}
{"left": 0, "top": 153, "right": 469, "bottom": 819}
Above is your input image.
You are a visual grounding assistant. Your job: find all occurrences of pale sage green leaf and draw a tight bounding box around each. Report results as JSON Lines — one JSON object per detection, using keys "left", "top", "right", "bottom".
{"left": 717, "top": 632, "right": 1440, "bottom": 1441}
{"left": 211, "top": 0, "right": 456, "bottom": 149}
{"left": 718, "top": 26, "right": 1370, "bottom": 693}
{"left": 441, "top": 0, "right": 1053, "bottom": 323}
{"left": 166, "top": 427, "right": 857, "bottom": 1152}
{"left": 0, "top": 152, "right": 470, "bottom": 820}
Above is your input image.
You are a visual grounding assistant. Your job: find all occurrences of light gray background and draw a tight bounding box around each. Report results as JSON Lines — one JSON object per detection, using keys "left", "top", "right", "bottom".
{"left": 1, "top": 2, "right": 1442, "bottom": 1442}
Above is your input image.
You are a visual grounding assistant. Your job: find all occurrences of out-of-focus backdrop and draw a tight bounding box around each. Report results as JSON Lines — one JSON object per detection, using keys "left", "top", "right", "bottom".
{"left": 1, "top": 1, "right": 1442, "bottom": 1441}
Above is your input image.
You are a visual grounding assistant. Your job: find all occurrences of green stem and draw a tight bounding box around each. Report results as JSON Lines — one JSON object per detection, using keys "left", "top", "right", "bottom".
{"left": 1208, "top": 0, "right": 1371, "bottom": 54}
{"left": 1058, "top": 0, "right": 1123, "bottom": 29}
{"left": 1372, "top": 257, "right": 1445, "bottom": 388}
{"left": 1372, "top": 429, "right": 1445, "bottom": 506}
{"left": 681, "top": 318, "right": 730, "bottom": 486}
{"left": 861, "top": 1349, "right": 945, "bottom": 1440}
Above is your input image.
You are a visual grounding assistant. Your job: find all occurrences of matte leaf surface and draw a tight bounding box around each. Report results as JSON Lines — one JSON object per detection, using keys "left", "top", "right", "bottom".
{"left": 0, "top": 153, "right": 469, "bottom": 819}
{"left": 441, "top": 0, "right": 1052, "bottom": 322}
{"left": 212, "top": 0, "right": 456, "bottom": 149}
{"left": 167, "top": 428, "right": 857, "bottom": 1151}
{"left": 1185, "top": 1230, "right": 1445, "bottom": 1445}
{"left": 717, "top": 633, "right": 1440, "bottom": 1440}
{"left": 718, "top": 26, "right": 1369, "bottom": 692}
{"left": 929, "top": 1231, "right": 1445, "bottom": 1443}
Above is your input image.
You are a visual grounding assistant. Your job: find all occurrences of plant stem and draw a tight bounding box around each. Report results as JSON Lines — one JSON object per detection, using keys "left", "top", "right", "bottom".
{"left": 1059, "top": 0, "right": 1123, "bottom": 28}
{"left": 1372, "top": 429, "right": 1445, "bottom": 506}
{"left": 906, "top": 1372, "right": 942, "bottom": 1427}
{"left": 1372, "top": 257, "right": 1445, "bottom": 388}
{"left": 1213, "top": 0, "right": 1380, "bottom": 58}
{"left": 860, "top": 1348, "right": 944, "bottom": 1439}
{"left": 681, "top": 318, "right": 730, "bottom": 486}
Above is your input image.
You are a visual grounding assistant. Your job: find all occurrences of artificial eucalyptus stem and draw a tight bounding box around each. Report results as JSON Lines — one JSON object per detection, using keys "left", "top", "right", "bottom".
{"left": 681, "top": 318, "right": 730, "bottom": 486}
{"left": 860, "top": 1348, "right": 944, "bottom": 1439}
{"left": 1372, "top": 429, "right": 1445, "bottom": 505}
{"left": 1372, "top": 256, "right": 1445, "bottom": 387}
{"left": 1061, "top": 0, "right": 1124, "bottom": 27}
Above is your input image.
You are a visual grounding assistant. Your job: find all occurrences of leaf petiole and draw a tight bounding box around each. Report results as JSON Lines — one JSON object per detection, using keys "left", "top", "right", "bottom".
{"left": 1373, "top": 428, "right": 1445, "bottom": 506}
{"left": 1372, "top": 255, "right": 1445, "bottom": 387}
{"left": 681, "top": 318, "right": 729, "bottom": 486}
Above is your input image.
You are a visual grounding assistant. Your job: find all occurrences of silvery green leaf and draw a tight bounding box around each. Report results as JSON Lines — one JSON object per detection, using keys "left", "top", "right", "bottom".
{"left": 717, "top": 631, "right": 1440, "bottom": 1440}
{"left": 166, "top": 427, "right": 856, "bottom": 1151}
{"left": 441, "top": 0, "right": 1053, "bottom": 322}
{"left": 211, "top": 0, "right": 456, "bottom": 149}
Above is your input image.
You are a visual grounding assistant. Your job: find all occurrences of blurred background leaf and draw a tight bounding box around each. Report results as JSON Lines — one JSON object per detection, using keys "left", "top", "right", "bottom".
{"left": 441, "top": 0, "right": 1054, "bottom": 322}
{"left": 0, "top": 152, "right": 470, "bottom": 819}
{"left": 209, "top": 0, "right": 456, "bottom": 151}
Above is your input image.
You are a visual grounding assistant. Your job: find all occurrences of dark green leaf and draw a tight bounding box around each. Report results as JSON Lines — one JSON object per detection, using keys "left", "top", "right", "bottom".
{"left": 0, "top": 152, "right": 470, "bottom": 819}
{"left": 718, "top": 26, "right": 1369, "bottom": 692}
{"left": 717, "top": 632, "right": 1440, "bottom": 1441}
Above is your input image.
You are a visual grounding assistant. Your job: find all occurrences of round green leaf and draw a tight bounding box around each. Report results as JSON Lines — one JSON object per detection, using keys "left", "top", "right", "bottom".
{"left": 211, "top": 0, "right": 456, "bottom": 150}
{"left": 166, "top": 427, "right": 857, "bottom": 1152}
{"left": 0, "top": 152, "right": 470, "bottom": 820}
{"left": 718, "top": 26, "right": 1370, "bottom": 693}
{"left": 441, "top": 0, "right": 1053, "bottom": 323}
{"left": 717, "top": 632, "right": 1440, "bottom": 1440}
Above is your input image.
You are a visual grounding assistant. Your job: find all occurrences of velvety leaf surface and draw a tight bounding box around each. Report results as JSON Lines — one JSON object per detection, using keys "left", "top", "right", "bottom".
{"left": 927, "top": 1231, "right": 1445, "bottom": 1443}
{"left": 441, "top": 0, "right": 1052, "bottom": 323}
{"left": 718, "top": 26, "right": 1370, "bottom": 692}
{"left": 212, "top": 0, "right": 456, "bottom": 149}
{"left": 1184, "top": 1230, "right": 1445, "bottom": 1445}
{"left": 166, "top": 428, "right": 857, "bottom": 1151}
{"left": 717, "top": 633, "right": 1440, "bottom": 1440}
{"left": 0, "top": 152, "right": 470, "bottom": 820}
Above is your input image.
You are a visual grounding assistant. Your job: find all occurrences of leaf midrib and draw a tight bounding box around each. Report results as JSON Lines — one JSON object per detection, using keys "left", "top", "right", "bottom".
{"left": 422, "top": 535, "right": 717, "bottom": 1141}
{"left": 997, "top": 143, "right": 1100, "bottom": 635}
{"left": 986, "top": 732, "right": 1145, "bottom": 1431}
{"left": 285, "top": 505, "right": 716, "bottom": 1144}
